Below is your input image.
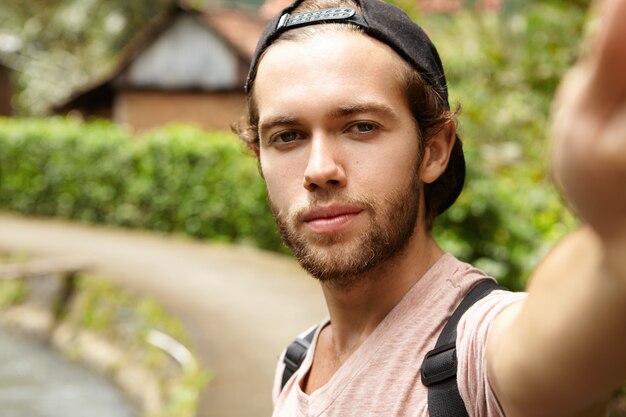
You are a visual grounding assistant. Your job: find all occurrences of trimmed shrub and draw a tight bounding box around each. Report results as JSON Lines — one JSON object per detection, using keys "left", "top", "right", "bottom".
{"left": 0, "top": 118, "right": 283, "bottom": 252}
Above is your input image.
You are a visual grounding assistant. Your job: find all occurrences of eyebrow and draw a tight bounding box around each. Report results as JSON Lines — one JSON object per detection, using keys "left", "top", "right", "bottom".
{"left": 328, "top": 102, "right": 400, "bottom": 121}
{"left": 258, "top": 115, "right": 300, "bottom": 138}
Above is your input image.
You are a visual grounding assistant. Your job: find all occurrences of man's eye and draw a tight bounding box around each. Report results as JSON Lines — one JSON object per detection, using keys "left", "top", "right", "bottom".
{"left": 348, "top": 122, "right": 377, "bottom": 134}
{"left": 273, "top": 131, "right": 301, "bottom": 143}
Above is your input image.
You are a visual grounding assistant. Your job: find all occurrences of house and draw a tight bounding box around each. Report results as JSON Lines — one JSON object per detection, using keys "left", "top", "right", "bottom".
{"left": 53, "top": 2, "right": 267, "bottom": 132}
{"left": 55, "top": 0, "right": 502, "bottom": 132}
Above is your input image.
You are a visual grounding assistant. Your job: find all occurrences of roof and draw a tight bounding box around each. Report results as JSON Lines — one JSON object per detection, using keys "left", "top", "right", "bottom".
{"left": 200, "top": 6, "right": 267, "bottom": 58}
{"left": 53, "top": 0, "right": 503, "bottom": 113}
{"left": 52, "top": 1, "right": 267, "bottom": 114}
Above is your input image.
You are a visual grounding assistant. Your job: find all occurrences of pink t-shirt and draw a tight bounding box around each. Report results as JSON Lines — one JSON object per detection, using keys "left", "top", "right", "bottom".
{"left": 272, "top": 253, "right": 526, "bottom": 417}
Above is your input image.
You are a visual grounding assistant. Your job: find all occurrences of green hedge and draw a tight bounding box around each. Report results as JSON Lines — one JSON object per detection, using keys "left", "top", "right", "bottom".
{"left": 0, "top": 118, "right": 283, "bottom": 251}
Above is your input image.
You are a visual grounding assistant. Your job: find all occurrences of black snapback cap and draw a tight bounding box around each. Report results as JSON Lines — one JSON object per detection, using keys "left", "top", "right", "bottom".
{"left": 245, "top": 0, "right": 465, "bottom": 216}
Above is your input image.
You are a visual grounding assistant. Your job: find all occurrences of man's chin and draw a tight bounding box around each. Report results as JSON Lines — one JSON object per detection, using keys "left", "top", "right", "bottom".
{"left": 291, "top": 232, "right": 359, "bottom": 260}
{"left": 306, "top": 234, "right": 348, "bottom": 248}
{"left": 291, "top": 239, "right": 375, "bottom": 282}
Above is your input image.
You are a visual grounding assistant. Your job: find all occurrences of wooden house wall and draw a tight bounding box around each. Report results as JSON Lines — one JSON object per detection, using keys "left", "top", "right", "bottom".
{"left": 113, "top": 89, "right": 247, "bottom": 133}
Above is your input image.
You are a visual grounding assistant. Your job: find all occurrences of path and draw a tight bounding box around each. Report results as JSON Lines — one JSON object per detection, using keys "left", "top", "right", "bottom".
{"left": 0, "top": 213, "right": 327, "bottom": 417}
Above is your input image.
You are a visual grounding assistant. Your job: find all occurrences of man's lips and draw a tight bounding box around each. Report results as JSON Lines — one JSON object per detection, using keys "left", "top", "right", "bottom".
{"left": 301, "top": 205, "right": 364, "bottom": 233}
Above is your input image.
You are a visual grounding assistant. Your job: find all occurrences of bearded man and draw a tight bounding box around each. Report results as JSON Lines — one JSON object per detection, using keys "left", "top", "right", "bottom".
{"left": 235, "top": 0, "right": 626, "bottom": 415}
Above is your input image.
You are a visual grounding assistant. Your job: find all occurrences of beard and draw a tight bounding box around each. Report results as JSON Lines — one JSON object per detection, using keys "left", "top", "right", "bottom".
{"left": 268, "top": 166, "right": 421, "bottom": 290}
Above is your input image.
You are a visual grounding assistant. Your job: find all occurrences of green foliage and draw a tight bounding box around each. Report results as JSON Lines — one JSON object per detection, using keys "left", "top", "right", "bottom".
{"left": 0, "top": 280, "right": 28, "bottom": 306}
{"left": 164, "top": 370, "right": 211, "bottom": 417}
{"left": 0, "top": 118, "right": 284, "bottom": 252}
{"left": 60, "top": 274, "right": 209, "bottom": 417}
{"left": 71, "top": 276, "right": 188, "bottom": 348}
{"left": 0, "top": 0, "right": 170, "bottom": 114}
{"left": 420, "top": 3, "right": 587, "bottom": 289}
{"left": 0, "top": 118, "right": 132, "bottom": 220}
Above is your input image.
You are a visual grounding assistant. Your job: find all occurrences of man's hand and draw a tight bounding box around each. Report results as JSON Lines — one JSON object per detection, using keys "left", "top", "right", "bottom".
{"left": 551, "top": 0, "right": 626, "bottom": 243}
{"left": 489, "top": 5, "right": 626, "bottom": 416}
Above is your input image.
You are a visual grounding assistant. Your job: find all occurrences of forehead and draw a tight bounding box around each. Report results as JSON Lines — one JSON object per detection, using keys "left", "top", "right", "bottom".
{"left": 253, "top": 30, "right": 410, "bottom": 117}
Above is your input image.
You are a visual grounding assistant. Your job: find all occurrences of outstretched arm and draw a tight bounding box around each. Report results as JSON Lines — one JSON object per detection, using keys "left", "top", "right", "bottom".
{"left": 487, "top": 1, "right": 626, "bottom": 416}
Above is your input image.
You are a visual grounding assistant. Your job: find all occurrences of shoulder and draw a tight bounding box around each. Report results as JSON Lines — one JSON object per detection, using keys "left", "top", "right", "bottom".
{"left": 272, "top": 320, "right": 328, "bottom": 405}
{"left": 456, "top": 289, "right": 527, "bottom": 417}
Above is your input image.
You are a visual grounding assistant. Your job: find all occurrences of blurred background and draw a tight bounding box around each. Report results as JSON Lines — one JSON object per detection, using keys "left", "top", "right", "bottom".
{"left": 2, "top": 0, "right": 624, "bottom": 416}
{"left": 0, "top": 0, "right": 591, "bottom": 287}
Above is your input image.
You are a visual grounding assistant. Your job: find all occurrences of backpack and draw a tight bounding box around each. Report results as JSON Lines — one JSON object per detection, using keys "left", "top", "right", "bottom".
{"left": 280, "top": 279, "right": 505, "bottom": 417}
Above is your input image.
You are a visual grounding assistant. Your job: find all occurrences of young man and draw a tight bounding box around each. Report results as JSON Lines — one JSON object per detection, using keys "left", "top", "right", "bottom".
{"left": 235, "top": 0, "right": 626, "bottom": 415}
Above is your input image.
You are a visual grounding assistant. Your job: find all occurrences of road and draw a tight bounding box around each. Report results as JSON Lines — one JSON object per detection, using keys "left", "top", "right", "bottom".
{"left": 0, "top": 213, "right": 327, "bottom": 417}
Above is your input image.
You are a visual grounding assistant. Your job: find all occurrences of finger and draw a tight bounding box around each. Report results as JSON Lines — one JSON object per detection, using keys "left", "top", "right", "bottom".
{"left": 592, "top": 0, "right": 626, "bottom": 100}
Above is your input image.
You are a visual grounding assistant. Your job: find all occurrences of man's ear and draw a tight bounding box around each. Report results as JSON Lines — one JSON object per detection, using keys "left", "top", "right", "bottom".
{"left": 419, "top": 121, "right": 456, "bottom": 184}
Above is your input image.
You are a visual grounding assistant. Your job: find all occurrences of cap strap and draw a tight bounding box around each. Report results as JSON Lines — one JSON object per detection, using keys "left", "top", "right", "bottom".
{"left": 276, "top": 7, "right": 368, "bottom": 30}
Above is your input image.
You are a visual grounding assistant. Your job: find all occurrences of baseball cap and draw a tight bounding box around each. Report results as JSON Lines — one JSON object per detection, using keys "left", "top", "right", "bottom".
{"left": 245, "top": 0, "right": 465, "bottom": 216}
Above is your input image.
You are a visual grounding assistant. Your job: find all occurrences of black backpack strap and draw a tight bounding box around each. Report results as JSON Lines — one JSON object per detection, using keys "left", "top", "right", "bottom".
{"left": 281, "top": 326, "right": 318, "bottom": 390}
{"left": 421, "top": 279, "right": 505, "bottom": 417}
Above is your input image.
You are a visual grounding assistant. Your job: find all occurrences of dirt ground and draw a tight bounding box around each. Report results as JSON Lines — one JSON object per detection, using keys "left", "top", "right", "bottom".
{"left": 0, "top": 213, "right": 327, "bottom": 417}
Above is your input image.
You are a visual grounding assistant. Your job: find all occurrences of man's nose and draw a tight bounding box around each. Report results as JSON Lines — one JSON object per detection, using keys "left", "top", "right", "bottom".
{"left": 303, "top": 135, "right": 347, "bottom": 192}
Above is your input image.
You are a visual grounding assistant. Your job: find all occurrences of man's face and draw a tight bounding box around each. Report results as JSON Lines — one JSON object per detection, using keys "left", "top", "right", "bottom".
{"left": 254, "top": 30, "right": 424, "bottom": 287}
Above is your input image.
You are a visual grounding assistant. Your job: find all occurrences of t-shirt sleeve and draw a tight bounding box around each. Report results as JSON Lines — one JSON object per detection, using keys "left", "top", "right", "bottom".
{"left": 456, "top": 290, "right": 527, "bottom": 417}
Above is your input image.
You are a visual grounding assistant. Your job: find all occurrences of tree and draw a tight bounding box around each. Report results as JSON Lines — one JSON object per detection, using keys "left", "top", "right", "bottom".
{"left": 0, "top": 0, "right": 170, "bottom": 114}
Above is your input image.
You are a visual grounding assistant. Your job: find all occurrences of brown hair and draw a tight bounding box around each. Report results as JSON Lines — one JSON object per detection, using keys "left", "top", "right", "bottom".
{"left": 400, "top": 61, "right": 458, "bottom": 229}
